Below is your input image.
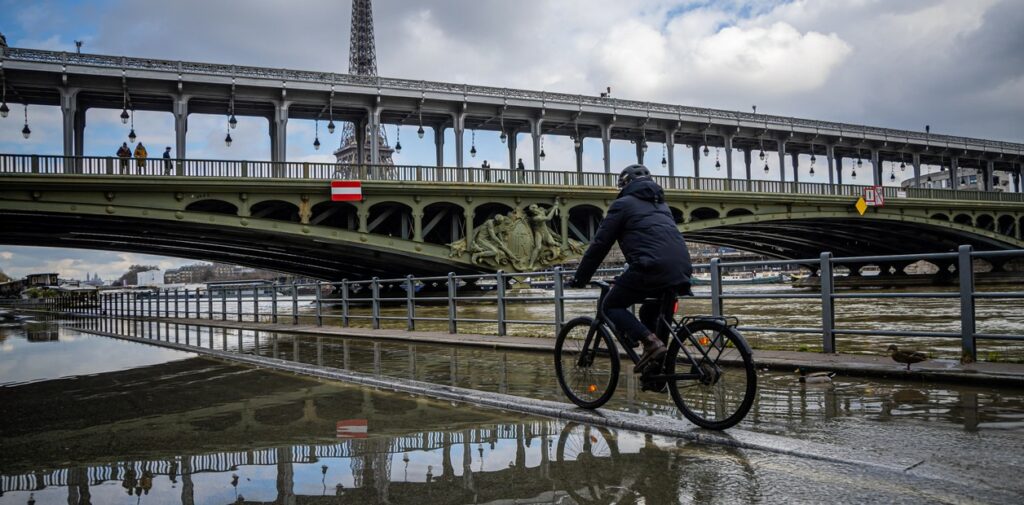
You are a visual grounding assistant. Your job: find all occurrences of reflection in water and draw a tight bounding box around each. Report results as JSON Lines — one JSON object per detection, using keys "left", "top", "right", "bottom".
{"left": 2, "top": 321, "right": 1024, "bottom": 503}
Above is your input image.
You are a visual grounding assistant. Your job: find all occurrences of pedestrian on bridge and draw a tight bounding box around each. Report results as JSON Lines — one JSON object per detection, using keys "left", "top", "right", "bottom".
{"left": 162, "top": 146, "right": 173, "bottom": 175}
{"left": 134, "top": 142, "right": 148, "bottom": 170}
{"left": 116, "top": 142, "right": 131, "bottom": 173}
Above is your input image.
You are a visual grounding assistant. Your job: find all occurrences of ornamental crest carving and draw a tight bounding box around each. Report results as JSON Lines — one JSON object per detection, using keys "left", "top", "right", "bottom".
{"left": 449, "top": 205, "right": 585, "bottom": 271}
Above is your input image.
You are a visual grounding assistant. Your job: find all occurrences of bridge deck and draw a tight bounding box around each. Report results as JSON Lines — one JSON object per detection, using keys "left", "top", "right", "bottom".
{"left": 77, "top": 312, "right": 1024, "bottom": 386}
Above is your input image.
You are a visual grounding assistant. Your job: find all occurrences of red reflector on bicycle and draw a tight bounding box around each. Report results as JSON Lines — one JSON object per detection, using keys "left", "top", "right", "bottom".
{"left": 673, "top": 301, "right": 679, "bottom": 314}
{"left": 587, "top": 384, "right": 598, "bottom": 393}
{"left": 698, "top": 336, "right": 710, "bottom": 346}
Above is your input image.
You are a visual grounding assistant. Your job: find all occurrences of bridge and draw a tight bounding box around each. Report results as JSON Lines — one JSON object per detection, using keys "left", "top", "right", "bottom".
{"left": 1, "top": 154, "right": 1022, "bottom": 279}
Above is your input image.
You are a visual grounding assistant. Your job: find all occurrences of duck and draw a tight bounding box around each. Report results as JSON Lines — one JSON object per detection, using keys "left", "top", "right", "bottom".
{"left": 887, "top": 344, "right": 927, "bottom": 371}
{"left": 795, "top": 367, "right": 836, "bottom": 384}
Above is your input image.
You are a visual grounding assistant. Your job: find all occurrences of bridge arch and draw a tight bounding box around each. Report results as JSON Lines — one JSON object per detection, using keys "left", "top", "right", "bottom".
{"left": 997, "top": 214, "right": 1015, "bottom": 236}
{"left": 976, "top": 214, "right": 995, "bottom": 232}
{"left": 185, "top": 199, "right": 238, "bottom": 215}
{"left": 568, "top": 204, "right": 604, "bottom": 242}
{"left": 690, "top": 207, "right": 720, "bottom": 221}
{"left": 726, "top": 208, "right": 754, "bottom": 218}
{"left": 669, "top": 206, "right": 685, "bottom": 224}
{"left": 422, "top": 202, "right": 466, "bottom": 245}
{"left": 473, "top": 202, "right": 515, "bottom": 228}
{"left": 953, "top": 213, "right": 973, "bottom": 226}
{"left": 930, "top": 213, "right": 950, "bottom": 221}
{"left": 368, "top": 201, "right": 413, "bottom": 239}
{"left": 250, "top": 199, "right": 301, "bottom": 223}
{"left": 310, "top": 201, "right": 358, "bottom": 230}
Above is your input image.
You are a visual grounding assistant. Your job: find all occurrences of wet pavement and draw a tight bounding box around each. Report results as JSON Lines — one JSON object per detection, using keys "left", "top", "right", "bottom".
{"left": 2, "top": 319, "right": 1024, "bottom": 503}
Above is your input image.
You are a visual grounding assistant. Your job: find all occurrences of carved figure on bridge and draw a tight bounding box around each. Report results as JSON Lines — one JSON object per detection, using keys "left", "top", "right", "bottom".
{"left": 449, "top": 207, "right": 584, "bottom": 272}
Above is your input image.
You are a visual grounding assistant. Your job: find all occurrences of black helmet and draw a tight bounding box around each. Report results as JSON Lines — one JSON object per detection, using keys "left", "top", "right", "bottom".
{"left": 618, "top": 164, "right": 651, "bottom": 188}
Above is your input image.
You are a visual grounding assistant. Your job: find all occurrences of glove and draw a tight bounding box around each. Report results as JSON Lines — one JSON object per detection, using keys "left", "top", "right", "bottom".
{"left": 569, "top": 277, "right": 587, "bottom": 289}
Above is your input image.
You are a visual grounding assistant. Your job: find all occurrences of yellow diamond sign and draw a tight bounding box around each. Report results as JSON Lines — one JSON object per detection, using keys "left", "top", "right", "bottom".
{"left": 855, "top": 197, "right": 868, "bottom": 215}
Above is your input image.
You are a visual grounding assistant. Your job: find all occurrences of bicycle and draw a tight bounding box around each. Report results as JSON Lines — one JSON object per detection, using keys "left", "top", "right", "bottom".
{"left": 554, "top": 280, "right": 757, "bottom": 430}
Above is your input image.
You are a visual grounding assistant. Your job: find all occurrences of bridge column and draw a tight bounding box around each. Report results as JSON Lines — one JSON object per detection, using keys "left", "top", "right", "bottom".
{"left": 826, "top": 144, "right": 835, "bottom": 185}
{"left": 836, "top": 155, "right": 844, "bottom": 185}
{"left": 174, "top": 95, "right": 188, "bottom": 162}
{"left": 723, "top": 133, "right": 734, "bottom": 180}
{"left": 560, "top": 202, "right": 569, "bottom": 248}
{"left": 463, "top": 207, "right": 474, "bottom": 252}
{"left": 432, "top": 125, "right": 445, "bottom": 167}
{"left": 912, "top": 152, "right": 922, "bottom": 187}
{"left": 454, "top": 112, "right": 466, "bottom": 168}
{"left": 692, "top": 143, "right": 701, "bottom": 179}
{"left": 369, "top": 106, "right": 382, "bottom": 166}
{"left": 73, "top": 107, "right": 86, "bottom": 158}
{"left": 575, "top": 137, "right": 584, "bottom": 174}
{"left": 506, "top": 127, "right": 517, "bottom": 172}
{"left": 269, "top": 103, "right": 290, "bottom": 167}
{"left": 791, "top": 151, "right": 800, "bottom": 184}
{"left": 531, "top": 117, "right": 543, "bottom": 172}
{"left": 870, "top": 148, "right": 880, "bottom": 186}
{"left": 984, "top": 160, "right": 995, "bottom": 191}
{"left": 59, "top": 88, "right": 77, "bottom": 160}
{"left": 743, "top": 148, "right": 751, "bottom": 181}
{"left": 355, "top": 117, "right": 366, "bottom": 164}
{"left": 950, "top": 156, "right": 960, "bottom": 190}
{"left": 602, "top": 123, "right": 613, "bottom": 174}
{"left": 777, "top": 139, "right": 787, "bottom": 183}
{"left": 358, "top": 207, "right": 368, "bottom": 233}
{"left": 664, "top": 128, "right": 676, "bottom": 179}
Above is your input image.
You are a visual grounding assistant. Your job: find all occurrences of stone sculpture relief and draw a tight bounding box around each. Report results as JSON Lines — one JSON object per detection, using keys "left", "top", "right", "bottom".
{"left": 449, "top": 206, "right": 585, "bottom": 271}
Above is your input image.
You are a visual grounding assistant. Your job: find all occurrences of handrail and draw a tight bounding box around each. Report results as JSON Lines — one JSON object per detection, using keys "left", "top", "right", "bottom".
{"left": 6, "top": 246, "right": 1023, "bottom": 362}
{"left": 1, "top": 154, "right": 1021, "bottom": 201}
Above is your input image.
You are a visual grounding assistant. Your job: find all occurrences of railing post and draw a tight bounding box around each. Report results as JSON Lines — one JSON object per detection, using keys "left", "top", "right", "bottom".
{"left": 406, "top": 275, "right": 416, "bottom": 331}
{"left": 710, "top": 258, "right": 723, "bottom": 317}
{"left": 241, "top": 161, "right": 249, "bottom": 178}
{"left": 220, "top": 289, "right": 227, "bottom": 321}
{"left": 553, "top": 267, "right": 565, "bottom": 335}
{"left": 495, "top": 270, "right": 507, "bottom": 336}
{"left": 958, "top": 244, "right": 977, "bottom": 363}
{"left": 236, "top": 288, "right": 242, "bottom": 322}
{"left": 184, "top": 289, "right": 190, "bottom": 319}
{"left": 341, "top": 279, "right": 350, "bottom": 327}
{"left": 174, "top": 288, "right": 179, "bottom": 318}
{"left": 208, "top": 288, "right": 214, "bottom": 320}
{"left": 253, "top": 287, "right": 260, "bottom": 323}
{"left": 820, "top": 252, "right": 835, "bottom": 353}
{"left": 291, "top": 281, "right": 299, "bottom": 325}
{"left": 371, "top": 277, "right": 381, "bottom": 330}
{"left": 31, "top": 155, "right": 40, "bottom": 173}
{"left": 271, "top": 283, "right": 279, "bottom": 324}
{"left": 447, "top": 272, "right": 457, "bottom": 334}
{"left": 315, "top": 280, "right": 323, "bottom": 327}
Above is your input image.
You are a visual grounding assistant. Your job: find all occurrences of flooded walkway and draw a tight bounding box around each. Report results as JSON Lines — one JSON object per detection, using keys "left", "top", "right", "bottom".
{"left": 4, "top": 319, "right": 1024, "bottom": 503}
{"left": 116, "top": 314, "right": 1024, "bottom": 386}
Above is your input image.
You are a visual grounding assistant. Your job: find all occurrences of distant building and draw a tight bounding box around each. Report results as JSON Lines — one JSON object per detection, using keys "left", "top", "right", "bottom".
{"left": 26, "top": 273, "right": 59, "bottom": 287}
{"left": 83, "top": 272, "right": 105, "bottom": 287}
{"left": 137, "top": 269, "right": 163, "bottom": 286}
{"left": 901, "top": 167, "right": 1013, "bottom": 191}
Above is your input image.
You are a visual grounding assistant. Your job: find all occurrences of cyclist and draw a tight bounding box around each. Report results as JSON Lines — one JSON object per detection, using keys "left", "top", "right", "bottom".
{"left": 570, "top": 164, "right": 693, "bottom": 375}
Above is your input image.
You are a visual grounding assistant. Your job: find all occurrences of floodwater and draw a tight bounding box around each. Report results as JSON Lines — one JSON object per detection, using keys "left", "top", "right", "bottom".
{"left": 3, "top": 320, "right": 1024, "bottom": 503}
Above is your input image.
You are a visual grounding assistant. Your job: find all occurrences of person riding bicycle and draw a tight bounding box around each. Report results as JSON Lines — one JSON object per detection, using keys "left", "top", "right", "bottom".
{"left": 570, "top": 164, "right": 693, "bottom": 373}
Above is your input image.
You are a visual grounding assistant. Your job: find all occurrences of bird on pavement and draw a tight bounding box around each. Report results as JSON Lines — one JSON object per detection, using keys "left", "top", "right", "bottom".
{"left": 887, "top": 344, "right": 927, "bottom": 371}
{"left": 795, "top": 367, "right": 836, "bottom": 384}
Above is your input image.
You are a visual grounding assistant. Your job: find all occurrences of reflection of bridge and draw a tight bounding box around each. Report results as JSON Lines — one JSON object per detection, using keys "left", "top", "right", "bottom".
{"left": 1, "top": 164, "right": 1022, "bottom": 279}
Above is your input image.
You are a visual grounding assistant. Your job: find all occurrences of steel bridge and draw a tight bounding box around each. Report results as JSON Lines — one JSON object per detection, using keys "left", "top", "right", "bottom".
{"left": 1, "top": 154, "right": 1022, "bottom": 279}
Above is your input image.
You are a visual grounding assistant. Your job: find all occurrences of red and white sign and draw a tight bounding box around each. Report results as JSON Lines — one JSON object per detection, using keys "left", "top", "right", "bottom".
{"left": 336, "top": 419, "right": 368, "bottom": 439}
{"left": 863, "top": 185, "right": 885, "bottom": 207}
{"left": 331, "top": 180, "right": 363, "bottom": 202}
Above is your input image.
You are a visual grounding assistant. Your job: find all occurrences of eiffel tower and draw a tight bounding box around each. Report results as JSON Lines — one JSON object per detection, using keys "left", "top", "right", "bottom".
{"left": 335, "top": 0, "right": 395, "bottom": 165}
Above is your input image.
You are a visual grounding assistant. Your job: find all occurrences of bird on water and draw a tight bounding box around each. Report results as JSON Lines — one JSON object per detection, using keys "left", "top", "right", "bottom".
{"left": 887, "top": 344, "right": 927, "bottom": 371}
{"left": 795, "top": 367, "right": 836, "bottom": 384}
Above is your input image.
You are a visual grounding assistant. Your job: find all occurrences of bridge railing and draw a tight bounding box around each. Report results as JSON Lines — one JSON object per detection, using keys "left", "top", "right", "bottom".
{"left": 2, "top": 153, "right": 1022, "bottom": 202}
{"left": 11, "top": 245, "right": 1023, "bottom": 363}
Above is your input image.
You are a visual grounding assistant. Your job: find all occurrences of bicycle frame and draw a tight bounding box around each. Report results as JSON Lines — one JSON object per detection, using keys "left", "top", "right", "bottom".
{"left": 579, "top": 280, "right": 721, "bottom": 383}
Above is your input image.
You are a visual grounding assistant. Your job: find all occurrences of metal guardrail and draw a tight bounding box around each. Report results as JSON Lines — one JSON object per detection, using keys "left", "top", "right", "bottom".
{"left": 2, "top": 154, "right": 1022, "bottom": 202}
{"left": 7, "top": 46, "right": 1024, "bottom": 153}
{"left": 7, "top": 245, "right": 1023, "bottom": 362}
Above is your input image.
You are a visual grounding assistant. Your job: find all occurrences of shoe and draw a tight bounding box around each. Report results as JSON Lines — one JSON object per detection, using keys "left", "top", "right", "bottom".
{"left": 633, "top": 333, "right": 667, "bottom": 373}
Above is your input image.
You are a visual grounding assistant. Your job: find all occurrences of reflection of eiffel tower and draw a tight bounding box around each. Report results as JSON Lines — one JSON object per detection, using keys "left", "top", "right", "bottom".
{"left": 335, "top": 0, "right": 394, "bottom": 165}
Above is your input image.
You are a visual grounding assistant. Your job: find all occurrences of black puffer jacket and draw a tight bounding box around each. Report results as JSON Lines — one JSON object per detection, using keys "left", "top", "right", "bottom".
{"left": 573, "top": 178, "right": 692, "bottom": 289}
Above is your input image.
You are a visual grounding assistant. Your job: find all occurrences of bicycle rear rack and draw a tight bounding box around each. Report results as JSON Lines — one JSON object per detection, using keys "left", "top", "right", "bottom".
{"left": 681, "top": 315, "right": 740, "bottom": 328}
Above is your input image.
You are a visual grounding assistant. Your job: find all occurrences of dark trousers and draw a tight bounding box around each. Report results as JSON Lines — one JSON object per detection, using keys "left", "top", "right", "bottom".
{"left": 603, "top": 283, "right": 683, "bottom": 346}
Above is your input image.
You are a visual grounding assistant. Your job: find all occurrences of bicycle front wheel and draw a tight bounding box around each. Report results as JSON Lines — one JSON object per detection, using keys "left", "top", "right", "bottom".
{"left": 666, "top": 319, "right": 757, "bottom": 430}
{"left": 555, "top": 317, "right": 620, "bottom": 409}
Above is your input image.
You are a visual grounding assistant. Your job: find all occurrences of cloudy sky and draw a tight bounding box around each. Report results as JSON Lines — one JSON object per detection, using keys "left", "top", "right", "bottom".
{"left": 1, "top": 0, "right": 1022, "bottom": 280}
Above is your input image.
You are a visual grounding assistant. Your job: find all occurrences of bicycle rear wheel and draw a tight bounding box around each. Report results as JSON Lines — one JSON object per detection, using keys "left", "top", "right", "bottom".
{"left": 665, "top": 319, "right": 756, "bottom": 430}
{"left": 555, "top": 317, "right": 620, "bottom": 409}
